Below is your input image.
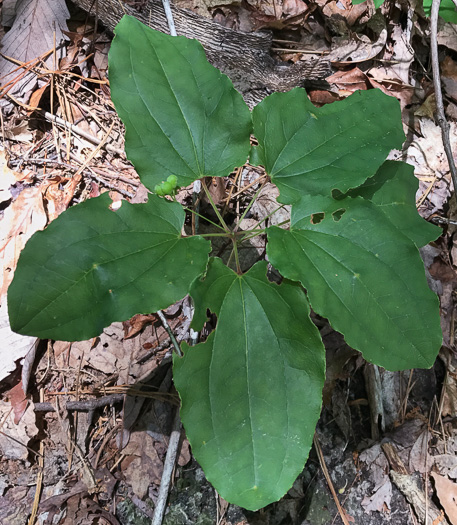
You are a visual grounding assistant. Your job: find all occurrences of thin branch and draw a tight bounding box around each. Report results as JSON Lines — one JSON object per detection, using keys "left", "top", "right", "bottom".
{"left": 182, "top": 206, "right": 227, "bottom": 232}
{"left": 152, "top": 408, "right": 182, "bottom": 525}
{"left": 42, "top": 111, "right": 125, "bottom": 157}
{"left": 157, "top": 310, "right": 183, "bottom": 357}
{"left": 314, "top": 434, "right": 351, "bottom": 525}
{"left": 34, "top": 394, "right": 125, "bottom": 413}
{"left": 430, "top": 0, "right": 457, "bottom": 194}
{"left": 162, "top": 0, "right": 177, "bottom": 36}
{"left": 201, "top": 179, "right": 231, "bottom": 233}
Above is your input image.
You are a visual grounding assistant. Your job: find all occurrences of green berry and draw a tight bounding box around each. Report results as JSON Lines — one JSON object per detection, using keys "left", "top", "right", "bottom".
{"left": 167, "top": 175, "right": 178, "bottom": 187}
{"left": 161, "top": 181, "right": 174, "bottom": 195}
{"left": 155, "top": 185, "right": 165, "bottom": 197}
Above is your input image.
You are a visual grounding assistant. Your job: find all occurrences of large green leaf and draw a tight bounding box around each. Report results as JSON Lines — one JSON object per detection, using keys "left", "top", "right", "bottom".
{"left": 267, "top": 193, "right": 442, "bottom": 371}
{"left": 173, "top": 258, "right": 325, "bottom": 510}
{"left": 423, "top": 0, "right": 457, "bottom": 23}
{"left": 109, "top": 16, "right": 252, "bottom": 190}
{"left": 8, "top": 194, "right": 210, "bottom": 341}
{"left": 352, "top": 0, "right": 384, "bottom": 7}
{"left": 346, "top": 161, "right": 441, "bottom": 247}
{"left": 251, "top": 88, "right": 404, "bottom": 209}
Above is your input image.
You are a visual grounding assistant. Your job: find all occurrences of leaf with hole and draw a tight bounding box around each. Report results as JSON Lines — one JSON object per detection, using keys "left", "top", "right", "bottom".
{"left": 251, "top": 88, "right": 405, "bottom": 211}
{"left": 346, "top": 160, "right": 441, "bottom": 247}
{"left": 266, "top": 185, "right": 441, "bottom": 370}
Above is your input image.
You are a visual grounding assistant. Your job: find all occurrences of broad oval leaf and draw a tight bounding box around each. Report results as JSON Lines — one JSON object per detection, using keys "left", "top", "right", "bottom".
{"left": 8, "top": 194, "right": 210, "bottom": 341}
{"left": 251, "top": 88, "right": 404, "bottom": 207}
{"left": 267, "top": 196, "right": 442, "bottom": 371}
{"left": 173, "top": 258, "right": 325, "bottom": 510}
{"left": 109, "top": 15, "right": 252, "bottom": 190}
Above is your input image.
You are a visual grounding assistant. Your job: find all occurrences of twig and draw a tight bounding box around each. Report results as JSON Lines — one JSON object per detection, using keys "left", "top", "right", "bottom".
{"left": 135, "top": 338, "right": 172, "bottom": 364}
{"left": 431, "top": 0, "right": 457, "bottom": 194}
{"left": 27, "top": 389, "right": 45, "bottom": 525}
{"left": 152, "top": 408, "right": 182, "bottom": 525}
{"left": 157, "top": 310, "right": 183, "bottom": 357}
{"left": 34, "top": 393, "right": 125, "bottom": 413}
{"left": 12, "top": 156, "right": 135, "bottom": 198}
{"left": 72, "top": 121, "right": 116, "bottom": 178}
{"left": 271, "top": 48, "right": 328, "bottom": 55}
{"left": 152, "top": 10, "right": 188, "bottom": 525}
{"left": 42, "top": 111, "right": 125, "bottom": 157}
{"left": 161, "top": 0, "right": 177, "bottom": 36}
{"left": 314, "top": 434, "right": 351, "bottom": 525}
{"left": 431, "top": 215, "right": 457, "bottom": 226}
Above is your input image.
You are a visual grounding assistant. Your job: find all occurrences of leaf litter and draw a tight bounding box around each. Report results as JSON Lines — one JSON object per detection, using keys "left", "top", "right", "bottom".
{"left": 0, "top": 0, "right": 457, "bottom": 523}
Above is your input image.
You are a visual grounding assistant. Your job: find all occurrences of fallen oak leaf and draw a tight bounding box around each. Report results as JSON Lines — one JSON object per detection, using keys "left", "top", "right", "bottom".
{"left": 431, "top": 472, "right": 457, "bottom": 525}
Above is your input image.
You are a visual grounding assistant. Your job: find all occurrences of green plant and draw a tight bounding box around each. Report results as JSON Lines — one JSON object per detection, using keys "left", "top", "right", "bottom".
{"left": 8, "top": 15, "right": 442, "bottom": 511}
{"left": 351, "top": 0, "right": 457, "bottom": 23}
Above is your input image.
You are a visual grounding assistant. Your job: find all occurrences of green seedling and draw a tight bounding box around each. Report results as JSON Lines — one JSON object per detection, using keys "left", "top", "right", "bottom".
{"left": 8, "top": 15, "right": 442, "bottom": 511}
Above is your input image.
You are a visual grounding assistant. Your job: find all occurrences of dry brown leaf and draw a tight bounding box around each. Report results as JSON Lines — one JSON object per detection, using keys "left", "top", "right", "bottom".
{"left": 121, "top": 433, "right": 163, "bottom": 498}
{"left": 308, "top": 90, "right": 342, "bottom": 105}
{"left": 204, "top": 176, "right": 227, "bottom": 205}
{"left": 441, "top": 365, "right": 457, "bottom": 419}
{"left": 415, "top": 94, "right": 437, "bottom": 120}
{"left": 42, "top": 174, "right": 81, "bottom": 221}
{"left": 0, "top": 400, "right": 38, "bottom": 460}
{"left": 246, "top": 0, "right": 308, "bottom": 29}
{"left": 434, "top": 455, "right": 457, "bottom": 480}
{"left": 409, "top": 430, "right": 428, "bottom": 474}
{"left": 327, "top": 68, "right": 370, "bottom": 92}
{"left": 441, "top": 57, "right": 457, "bottom": 114}
{"left": 407, "top": 118, "right": 456, "bottom": 179}
{"left": 367, "top": 69, "right": 415, "bottom": 110}
{"left": 438, "top": 23, "right": 457, "bottom": 54}
{"left": 7, "top": 380, "right": 27, "bottom": 424}
{"left": 386, "top": 23, "right": 414, "bottom": 85}
{"left": 123, "top": 313, "right": 158, "bottom": 339}
{"left": 0, "top": 0, "right": 69, "bottom": 107}
{"left": 328, "top": 29, "right": 387, "bottom": 65}
{"left": 28, "top": 82, "right": 50, "bottom": 111}
{"left": 0, "top": 151, "right": 17, "bottom": 204}
{"left": 250, "top": 183, "right": 290, "bottom": 228}
{"left": 432, "top": 473, "right": 457, "bottom": 525}
{"left": 178, "top": 437, "right": 192, "bottom": 466}
{"left": 0, "top": 186, "right": 46, "bottom": 382}
{"left": 361, "top": 481, "right": 392, "bottom": 513}
{"left": 1, "top": 186, "right": 47, "bottom": 296}
{"left": 322, "top": 0, "right": 367, "bottom": 31}
{"left": 174, "top": 0, "right": 239, "bottom": 17}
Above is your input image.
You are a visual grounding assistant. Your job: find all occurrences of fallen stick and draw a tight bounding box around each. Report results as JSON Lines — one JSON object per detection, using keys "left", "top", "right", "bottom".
{"left": 430, "top": 0, "right": 457, "bottom": 195}
{"left": 34, "top": 393, "right": 124, "bottom": 413}
{"left": 152, "top": 408, "right": 182, "bottom": 525}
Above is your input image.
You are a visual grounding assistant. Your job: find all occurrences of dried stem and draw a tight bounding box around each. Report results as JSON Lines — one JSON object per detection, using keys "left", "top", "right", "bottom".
{"left": 430, "top": 0, "right": 457, "bottom": 195}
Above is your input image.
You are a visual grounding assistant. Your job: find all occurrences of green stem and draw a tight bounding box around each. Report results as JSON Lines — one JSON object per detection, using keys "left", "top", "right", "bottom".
{"left": 227, "top": 244, "right": 235, "bottom": 268}
{"left": 275, "top": 219, "right": 291, "bottom": 228}
{"left": 182, "top": 206, "right": 226, "bottom": 232}
{"left": 233, "top": 180, "right": 267, "bottom": 233}
{"left": 190, "top": 232, "right": 232, "bottom": 238}
{"left": 201, "top": 179, "right": 230, "bottom": 233}
{"left": 232, "top": 239, "right": 242, "bottom": 274}
{"left": 240, "top": 230, "right": 266, "bottom": 243}
{"left": 234, "top": 228, "right": 266, "bottom": 236}
{"left": 251, "top": 204, "right": 287, "bottom": 230}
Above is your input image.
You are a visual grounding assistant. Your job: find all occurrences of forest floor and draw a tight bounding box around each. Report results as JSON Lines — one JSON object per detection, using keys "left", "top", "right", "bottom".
{"left": 1, "top": 0, "right": 457, "bottom": 524}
